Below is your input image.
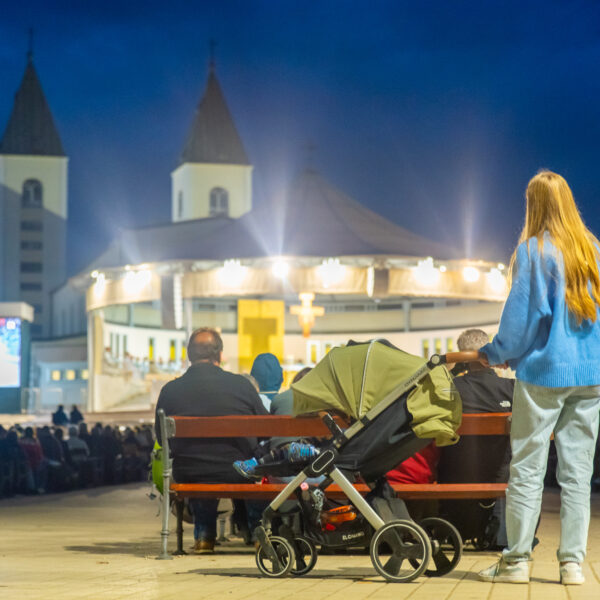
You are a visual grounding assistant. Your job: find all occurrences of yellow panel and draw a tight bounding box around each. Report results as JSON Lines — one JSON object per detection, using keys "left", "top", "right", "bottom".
{"left": 237, "top": 299, "right": 284, "bottom": 373}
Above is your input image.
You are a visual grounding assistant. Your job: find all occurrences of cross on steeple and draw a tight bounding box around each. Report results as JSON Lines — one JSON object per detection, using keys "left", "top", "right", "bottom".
{"left": 27, "top": 27, "right": 34, "bottom": 63}
{"left": 209, "top": 39, "right": 217, "bottom": 72}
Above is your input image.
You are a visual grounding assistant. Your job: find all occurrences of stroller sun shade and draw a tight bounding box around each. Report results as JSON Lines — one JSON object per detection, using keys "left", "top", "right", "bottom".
{"left": 292, "top": 340, "right": 462, "bottom": 447}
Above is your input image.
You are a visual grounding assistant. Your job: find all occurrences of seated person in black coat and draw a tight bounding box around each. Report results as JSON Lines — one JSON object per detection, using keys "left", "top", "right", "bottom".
{"left": 155, "top": 328, "right": 268, "bottom": 554}
{"left": 438, "top": 328, "right": 514, "bottom": 547}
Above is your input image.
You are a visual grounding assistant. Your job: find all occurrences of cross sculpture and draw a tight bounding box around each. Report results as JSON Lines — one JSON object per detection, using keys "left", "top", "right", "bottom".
{"left": 290, "top": 292, "right": 325, "bottom": 338}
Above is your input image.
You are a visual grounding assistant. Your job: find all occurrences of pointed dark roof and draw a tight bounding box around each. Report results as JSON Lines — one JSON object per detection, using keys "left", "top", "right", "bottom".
{"left": 265, "top": 169, "right": 459, "bottom": 258}
{"left": 0, "top": 58, "right": 65, "bottom": 156}
{"left": 180, "top": 70, "right": 249, "bottom": 166}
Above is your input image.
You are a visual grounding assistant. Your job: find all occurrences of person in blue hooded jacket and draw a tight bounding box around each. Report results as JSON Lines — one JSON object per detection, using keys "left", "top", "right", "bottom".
{"left": 250, "top": 353, "right": 283, "bottom": 411}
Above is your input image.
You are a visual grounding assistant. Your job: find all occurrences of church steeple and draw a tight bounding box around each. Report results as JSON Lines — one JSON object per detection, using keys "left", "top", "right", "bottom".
{"left": 171, "top": 58, "right": 252, "bottom": 222}
{"left": 0, "top": 43, "right": 68, "bottom": 339}
{"left": 179, "top": 68, "right": 249, "bottom": 166}
{"left": 0, "top": 52, "right": 65, "bottom": 157}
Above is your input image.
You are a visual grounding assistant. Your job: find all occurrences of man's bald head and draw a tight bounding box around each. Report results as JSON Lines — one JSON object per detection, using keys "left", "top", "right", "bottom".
{"left": 187, "top": 328, "right": 223, "bottom": 365}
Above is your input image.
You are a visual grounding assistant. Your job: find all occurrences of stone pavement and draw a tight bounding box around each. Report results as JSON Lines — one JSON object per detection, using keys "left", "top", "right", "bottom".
{"left": 1, "top": 483, "right": 599, "bottom": 600}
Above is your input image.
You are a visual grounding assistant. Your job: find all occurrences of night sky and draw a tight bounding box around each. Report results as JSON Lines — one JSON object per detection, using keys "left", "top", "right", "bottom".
{"left": 1, "top": 1, "right": 599, "bottom": 275}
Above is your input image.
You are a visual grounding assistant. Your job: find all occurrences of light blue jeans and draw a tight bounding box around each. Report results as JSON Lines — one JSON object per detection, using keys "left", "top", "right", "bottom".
{"left": 503, "top": 380, "right": 600, "bottom": 563}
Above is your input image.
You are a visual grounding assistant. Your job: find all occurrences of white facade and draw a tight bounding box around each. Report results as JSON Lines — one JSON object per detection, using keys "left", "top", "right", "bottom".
{"left": 0, "top": 154, "right": 68, "bottom": 219}
{"left": 171, "top": 162, "right": 252, "bottom": 221}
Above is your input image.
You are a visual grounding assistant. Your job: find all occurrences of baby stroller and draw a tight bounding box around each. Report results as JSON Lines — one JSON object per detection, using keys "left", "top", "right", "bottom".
{"left": 254, "top": 340, "right": 472, "bottom": 582}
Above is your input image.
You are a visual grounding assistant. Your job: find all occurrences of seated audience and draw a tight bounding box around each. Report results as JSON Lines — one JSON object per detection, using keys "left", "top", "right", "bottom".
{"left": 70, "top": 405, "right": 84, "bottom": 425}
{"left": 437, "top": 328, "right": 514, "bottom": 548}
{"left": 270, "top": 367, "right": 312, "bottom": 416}
{"left": 7, "top": 429, "right": 31, "bottom": 494}
{"left": 155, "top": 328, "right": 268, "bottom": 555}
{"left": 250, "top": 353, "right": 283, "bottom": 411}
{"left": 52, "top": 405, "right": 69, "bottom": 427}
{"left": 67, "top": 425, "right": 90, "bottom": 467}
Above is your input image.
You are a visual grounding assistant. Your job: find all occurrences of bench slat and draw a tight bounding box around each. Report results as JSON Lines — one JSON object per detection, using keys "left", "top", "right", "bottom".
{"left": 171, "top": 482, "right": 507, "bottom": 500}
{"left": 170, "top": 412, "right": 511, "bottom": 438}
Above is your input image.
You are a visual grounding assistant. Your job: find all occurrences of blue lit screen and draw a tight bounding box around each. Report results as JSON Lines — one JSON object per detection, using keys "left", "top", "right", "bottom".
{"left": 0, "top": 318, "right": 21, "bottom": 387}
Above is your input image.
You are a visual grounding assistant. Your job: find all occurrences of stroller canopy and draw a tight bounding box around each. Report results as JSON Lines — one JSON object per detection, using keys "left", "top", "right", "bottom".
{"left": 292, "top": 340, "right": 461, "bottom": 447}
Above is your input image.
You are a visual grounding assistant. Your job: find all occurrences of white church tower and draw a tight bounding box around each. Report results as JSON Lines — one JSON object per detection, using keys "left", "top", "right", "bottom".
{"left": 171, "top": 60, "right": 252, "bottom": 222}
{"left": 0, "top": 47, "right": 68, "bottom": 338}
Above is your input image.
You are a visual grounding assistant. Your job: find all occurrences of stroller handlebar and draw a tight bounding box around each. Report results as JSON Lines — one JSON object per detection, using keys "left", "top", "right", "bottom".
{"left": 429, "top": 351, "right": 482, "bottom": 366}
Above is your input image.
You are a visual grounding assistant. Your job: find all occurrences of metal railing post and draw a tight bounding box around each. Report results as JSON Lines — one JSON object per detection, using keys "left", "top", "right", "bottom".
{"left": 157, "top": 409, "right": 173, "bottom": 560}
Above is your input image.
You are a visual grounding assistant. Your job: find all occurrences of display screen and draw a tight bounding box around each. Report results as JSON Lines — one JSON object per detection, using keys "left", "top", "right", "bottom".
{"left": 0, "top": 318, "right": 21, "bottom": 387}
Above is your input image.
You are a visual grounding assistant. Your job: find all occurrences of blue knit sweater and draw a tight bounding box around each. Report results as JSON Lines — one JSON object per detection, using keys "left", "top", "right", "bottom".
{"left": 481, "top": 234, "right": 600, "bottom": 387}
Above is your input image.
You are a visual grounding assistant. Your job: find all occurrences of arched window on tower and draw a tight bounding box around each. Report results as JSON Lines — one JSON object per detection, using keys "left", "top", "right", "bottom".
{"left": 22, "top": 179, "right": 43, "bottom": 208}
{"left": 209, "top": 187, "right": 229, "bottom": 217}
{"left": 177, "top": 191, "right": 184, "bottom": 219}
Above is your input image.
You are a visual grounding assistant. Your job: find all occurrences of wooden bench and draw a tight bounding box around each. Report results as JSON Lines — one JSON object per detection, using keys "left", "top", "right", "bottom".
{"left": 156, "top": 411, "right": 511, "bottom": 558}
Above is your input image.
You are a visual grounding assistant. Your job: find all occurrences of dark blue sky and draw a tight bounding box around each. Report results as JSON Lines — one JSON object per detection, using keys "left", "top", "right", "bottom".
{"left": 1, "top": 1, "right": 599, "bottom": 275}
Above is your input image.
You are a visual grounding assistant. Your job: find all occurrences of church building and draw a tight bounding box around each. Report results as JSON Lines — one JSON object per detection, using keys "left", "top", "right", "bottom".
{"left": 1, "top": 49, "right": 506, "bottom": 413}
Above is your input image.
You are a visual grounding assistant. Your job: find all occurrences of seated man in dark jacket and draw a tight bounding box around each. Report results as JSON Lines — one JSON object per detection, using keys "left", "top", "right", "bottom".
{"left": 155, "top": 327, "right": 268, "bottom": 554}
{"left": 438, "top": 328, "right": 514, "bottom": 547}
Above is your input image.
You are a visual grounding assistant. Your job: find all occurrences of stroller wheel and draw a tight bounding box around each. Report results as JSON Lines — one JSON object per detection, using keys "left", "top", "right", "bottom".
{"left": 411, "top": 517, "right": 463, "bottom": 577}
{"left": 255, "top": 536, "right": 295, "bottom": 578}
{"left": 290, "top": 536, "right": 318, "bottom": 576}
{"left": 369, "top": 519, "right": 432, "bottom": 583}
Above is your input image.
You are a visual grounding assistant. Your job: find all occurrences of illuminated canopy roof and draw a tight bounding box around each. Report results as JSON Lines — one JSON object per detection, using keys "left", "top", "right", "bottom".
{"left": 0, "top": 57, "right": 65, "bottom": 156}
{"left": 88, "top": 169, "right": 459, "bottom": 271}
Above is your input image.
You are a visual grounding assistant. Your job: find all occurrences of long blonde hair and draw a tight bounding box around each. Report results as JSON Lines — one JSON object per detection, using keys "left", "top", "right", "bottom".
{"left": 510, "top": 170, "right": 600, "bottom": 324}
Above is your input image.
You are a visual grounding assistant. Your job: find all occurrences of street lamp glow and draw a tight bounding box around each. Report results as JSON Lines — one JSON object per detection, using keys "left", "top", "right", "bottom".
{"left": 94, "top": 272, "right": 106, "bottom": 296}
{"left": 462, "top": 266, "right": 480, "bottom": 283}
{"left": 123, "top": 269, "right": 151, "bottom": 294}
{"left": 318, "top": 258, "right": 345, "bottom": 288}
{"left": 219, "top": 259, "right": 247, "bottom": 287}
{"left": 271, "top": 258, "right": 290, "bottom": 279}
{"left": 413, "top": 257, "right": 439, "bottom": 286}
{"left": 487, "top": 268, "right": 506, "bottom": 294}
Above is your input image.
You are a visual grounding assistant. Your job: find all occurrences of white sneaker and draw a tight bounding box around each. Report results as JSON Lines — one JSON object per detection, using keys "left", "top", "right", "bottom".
{"left": 560, "top": 562, "right": 584, "bottom": 585}
{"left": 478, "top": 559, "right": 530, "bottom": 583}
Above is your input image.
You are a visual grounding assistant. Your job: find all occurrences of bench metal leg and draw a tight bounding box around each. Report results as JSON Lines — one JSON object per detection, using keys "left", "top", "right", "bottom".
{"left": 157, "top": 409, "right": 174, "bottom": 560}
{"left": 173, "top": 499, "right": 187, "bottom": 555}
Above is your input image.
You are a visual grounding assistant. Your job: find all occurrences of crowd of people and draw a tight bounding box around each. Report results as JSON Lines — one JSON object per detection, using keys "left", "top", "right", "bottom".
{"left": 0, "top": 405, "right": 154, "bottom": 497}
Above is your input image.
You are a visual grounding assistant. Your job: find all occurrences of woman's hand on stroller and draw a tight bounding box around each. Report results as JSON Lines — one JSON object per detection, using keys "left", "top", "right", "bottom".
{"left": 478, "top": 352, "right": 509, "bottom": 369}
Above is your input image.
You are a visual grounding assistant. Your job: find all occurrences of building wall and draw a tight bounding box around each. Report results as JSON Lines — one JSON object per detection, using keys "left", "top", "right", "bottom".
{"left": 0, "top": 155, "right": 68, "bottom": 218}
{"left": 52, "top": 282, "right": 87, "bottom": 337}
{"left": 171, "top": 162, "right": 252, "bottom": 221}
{"left": 0, "top": 155, "right": 68, "bottom": 337}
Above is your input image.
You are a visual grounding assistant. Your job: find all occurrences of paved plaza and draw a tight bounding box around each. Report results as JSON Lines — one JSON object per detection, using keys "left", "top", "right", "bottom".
{"left": 1, "top": 483, "right": 599, "bottom": 600}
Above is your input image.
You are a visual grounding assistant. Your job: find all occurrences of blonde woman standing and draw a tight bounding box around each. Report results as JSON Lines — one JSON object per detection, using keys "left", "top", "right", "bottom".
{"left": 478, "top": 171, "right": 600, "bottom": 585}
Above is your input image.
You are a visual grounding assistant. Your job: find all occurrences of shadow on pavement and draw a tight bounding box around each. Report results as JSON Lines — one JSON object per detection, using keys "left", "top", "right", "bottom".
{"left": 178, "top": 566, "right": 476, "bottom": 582}
{"left": 65, "top": 539, "right": 159, "bottom": 558}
